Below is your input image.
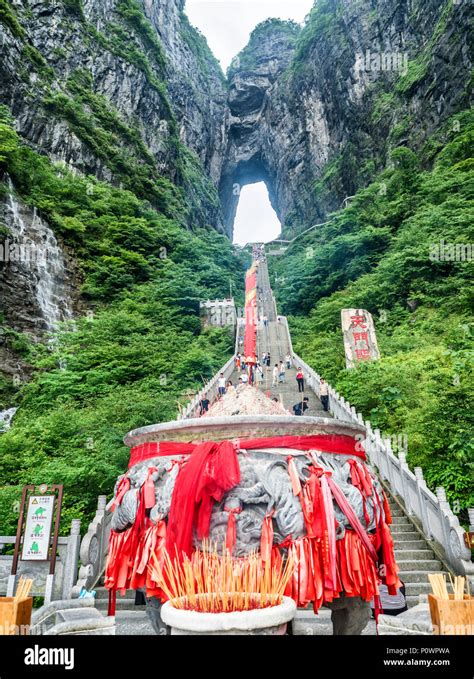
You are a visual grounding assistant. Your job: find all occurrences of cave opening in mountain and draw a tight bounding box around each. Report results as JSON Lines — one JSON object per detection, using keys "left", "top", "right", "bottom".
{"left": 232, "top": 182, "right": 282, "bottom": 246}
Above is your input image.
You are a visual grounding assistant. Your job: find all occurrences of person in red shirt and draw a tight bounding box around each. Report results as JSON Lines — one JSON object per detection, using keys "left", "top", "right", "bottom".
{"left": 296, "top": 368, "right": 304, "bottom": 393}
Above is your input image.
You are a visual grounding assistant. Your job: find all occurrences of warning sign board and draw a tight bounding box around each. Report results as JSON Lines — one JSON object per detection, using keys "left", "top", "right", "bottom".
{"left": 21, "top": 495, "right": 55, "bottom": 560}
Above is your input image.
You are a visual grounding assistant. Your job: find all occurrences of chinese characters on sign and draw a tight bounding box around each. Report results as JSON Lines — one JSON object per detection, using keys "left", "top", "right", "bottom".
{"left": 341, "top": 309, "right": 380, "bottom": 369}
{"left": 21, "top": 494, "right": 55, "bottom": 560}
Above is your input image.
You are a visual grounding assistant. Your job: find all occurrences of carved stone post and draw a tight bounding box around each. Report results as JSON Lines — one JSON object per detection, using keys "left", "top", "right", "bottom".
{"left": 398, "top": 451, "right": 412, "bottom": 516}
{"left": 414, "top": 468, "right": 432, "bottom": 539}
{"left": 62, "top": 519, "right": 81, "bottom": 599}
{"left": 436, "top": 487, "right": 451, "bottom": 559}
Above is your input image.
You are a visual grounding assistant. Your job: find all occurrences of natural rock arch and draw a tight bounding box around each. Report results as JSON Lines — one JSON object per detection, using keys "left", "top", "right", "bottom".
{"left": 218, "top": 20, "right": 299, "bottom": 239}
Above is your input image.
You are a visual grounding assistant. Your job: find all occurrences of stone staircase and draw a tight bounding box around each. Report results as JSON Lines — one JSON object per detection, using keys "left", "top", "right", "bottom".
{"left": 88, "top": 249, "right": 458, "bottom": 633}
{"left": 387, "top": 495, "right": 447, "bottom": 608}
{"left": 230, "top": 257, "right": 327, "bottom": 416}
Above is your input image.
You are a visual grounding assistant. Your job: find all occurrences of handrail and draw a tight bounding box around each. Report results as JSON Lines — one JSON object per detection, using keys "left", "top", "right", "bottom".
{"left": 179, "top": 318, "right": 243, "bottom": 420}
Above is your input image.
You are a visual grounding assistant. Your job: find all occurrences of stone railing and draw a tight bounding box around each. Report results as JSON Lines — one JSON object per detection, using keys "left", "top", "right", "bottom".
{"left": 179, "top": 318, "right": 243, "bottom": 420}
{"left": 71, "top": 495, "right": 112, "bottom": 597}
{"left": 280, "top": 316, "right": 474, "bottom": 584}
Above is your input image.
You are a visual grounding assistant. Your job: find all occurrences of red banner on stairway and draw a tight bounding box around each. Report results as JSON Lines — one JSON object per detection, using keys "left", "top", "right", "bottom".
{"left": 244, "top": 262, "right": 257, "bottom": 362}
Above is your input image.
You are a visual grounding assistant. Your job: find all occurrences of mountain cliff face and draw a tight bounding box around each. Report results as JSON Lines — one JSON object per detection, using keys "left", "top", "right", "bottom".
{"left": 224, "top": 0, "right": 472, "bottom": 235}
{"left": 2, "top": 0, "right": 471, "bottom": 239}
{"left": 0, "top": 0, "right": 471, "bottom": 350}
{"left": 219, "top": 19, "right": 300, "bottom": 236}
{"left": 1, "top": 0, "right": 228, "bottom": 226}
{"left": 0, "top": 0, "right": 229, "bottom": 370}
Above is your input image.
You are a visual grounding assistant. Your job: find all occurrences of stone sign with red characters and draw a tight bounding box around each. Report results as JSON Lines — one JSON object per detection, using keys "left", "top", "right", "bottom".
{"left": 341, "top": 309, "right": 380, "bottom": 369}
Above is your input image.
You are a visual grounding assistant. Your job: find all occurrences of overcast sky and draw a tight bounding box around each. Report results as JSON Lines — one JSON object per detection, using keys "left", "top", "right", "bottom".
{"left": 185, "top": 0, "right": 314, "bottom": 244}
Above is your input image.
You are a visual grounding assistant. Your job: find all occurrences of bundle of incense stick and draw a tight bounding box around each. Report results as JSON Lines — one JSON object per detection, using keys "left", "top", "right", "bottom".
{"left": 429, "top": 573, "right": 470, "bottom": 600}
{"left": 150, "top": 542, "right": 295, "bottom": 613}
{"left": 14, "top": 576, "right": 33, "bottom": 602}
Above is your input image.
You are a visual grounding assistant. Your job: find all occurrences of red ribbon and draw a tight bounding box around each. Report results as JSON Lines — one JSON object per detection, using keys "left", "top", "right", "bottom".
{"left": 111, "top": 476, "right": 130, "bottom": 512}
{"left": 166, "top": 440, "right": 240, "bottom": 558}
{"left": 287, "top": 455, "right": 302, "bottom": 496}
{"left": 144, "top": 467, "right": 158, "bottom": 509}
{"left": 224, "top": 506, "right": 242, "bottom": 552}
{"left": 129, "top": 434, "right": 366, "bottom": 468}
{"left": 260, "top": 512, "right": 274, "bottom": 562}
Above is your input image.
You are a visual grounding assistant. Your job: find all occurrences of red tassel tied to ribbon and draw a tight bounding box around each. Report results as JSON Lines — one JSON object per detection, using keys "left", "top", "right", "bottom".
{"left": 144, "top": 467, "right": 158, "bottom": 509}
{"left": 260, "top": 511, "right": 274, "bottom": 563}
{"left": 111, "top": 475, "right": 130, "bottom": 512}
{"left": 224, "top": 505, "right": 242, "bottom": 553}
{"left": 287, "top": 455, "right": 302, "bottom": 496}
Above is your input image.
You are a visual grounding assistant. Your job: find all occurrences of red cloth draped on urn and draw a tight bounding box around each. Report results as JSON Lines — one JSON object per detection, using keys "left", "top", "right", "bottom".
{"left": 104, "top": 434, "right": 401, "bottom": 609}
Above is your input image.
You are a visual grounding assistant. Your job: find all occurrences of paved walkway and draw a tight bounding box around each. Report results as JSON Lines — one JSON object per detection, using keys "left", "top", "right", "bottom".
{"left": 230, "top": 256, "right": 328, "bottom": 417}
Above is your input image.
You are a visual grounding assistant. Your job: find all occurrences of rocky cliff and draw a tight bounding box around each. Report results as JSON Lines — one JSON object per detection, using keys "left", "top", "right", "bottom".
{"left": 224, "top": 0, "right": 472, "bottom": 236}
{"left": 0, "top": 0, "right": 229, "bottom": 367}
{"left": 1, "top": 0, "right": 228, "bottom": 228}
{"left": 0, "top": 0, "right": 472, "bottom": 368}
{"left": 219, "top": 19, "right": 300, "bottom": 236}
{"left": 2, "top": 0, "right": 471, "bottom": 238}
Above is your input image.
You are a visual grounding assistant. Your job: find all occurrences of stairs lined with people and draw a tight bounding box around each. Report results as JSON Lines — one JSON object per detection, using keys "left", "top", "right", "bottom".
{"left": 84, "top": 244, "right": 466, "bottom": 631}
{"left": 230, "top": 252, "right": 328, "bottom": 417}
{"left": 228, "top": 247, "right": 449, "bottom": 610}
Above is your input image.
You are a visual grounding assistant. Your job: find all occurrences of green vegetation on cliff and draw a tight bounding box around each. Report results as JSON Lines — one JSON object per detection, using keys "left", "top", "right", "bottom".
{"left": 0, "top": 107, "right": 246, "bottom": 533}
{"left": 227, "top": 18, "right": 300, "bottom": 76}
{"left": 270, "top": 110, "right": 474, "bottom": 516}
{"left": 0, "top": 0, "right": 223, "bottom": 228}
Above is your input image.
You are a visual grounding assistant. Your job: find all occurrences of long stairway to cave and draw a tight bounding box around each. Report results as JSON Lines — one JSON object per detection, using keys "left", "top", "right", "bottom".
{"left": 98, "top": 245, "right": 450, "bottom": 634}
{"left": 229, "top": 254, "right": 327, "bottom": 416}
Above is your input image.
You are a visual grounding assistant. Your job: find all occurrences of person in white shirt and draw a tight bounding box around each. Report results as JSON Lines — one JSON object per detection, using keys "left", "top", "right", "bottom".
{"left": 241, "top": 373, "right": 248, "bottom": 384}
{"left": 285, "top": 353, "right": 292, "bottom": 369}
{"left": 272, "top": 364, "right": 279, "bottom": 387}
{"left": 278, "top": 361, "right": 286, "bottom": 383}
{"left": 218, "top": 373, "right": 226, "bottom": 396}
{"left": 319, "top": 379, "right": 329, "bottom": 411}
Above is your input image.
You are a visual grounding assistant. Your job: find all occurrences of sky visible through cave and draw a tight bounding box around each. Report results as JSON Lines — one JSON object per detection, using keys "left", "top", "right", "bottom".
{"left": 185, "top": 0, "right": 314, "bottom": 245}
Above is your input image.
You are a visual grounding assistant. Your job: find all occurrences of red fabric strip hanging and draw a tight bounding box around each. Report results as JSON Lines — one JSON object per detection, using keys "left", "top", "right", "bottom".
{"left": 244, "top": 263, "right": 258, "bottom": 361}
{"left": 224, "top": 506, "right": 241, "bottom": 552}
{"left": 166, "top": 440, "right": 240, "bottom": 558}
